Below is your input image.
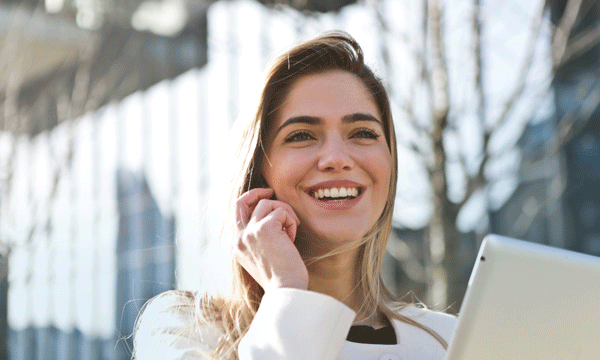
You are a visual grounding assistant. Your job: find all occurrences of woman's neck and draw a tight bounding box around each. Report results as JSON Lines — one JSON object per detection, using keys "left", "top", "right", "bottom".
{"left": 303, "top": 245, "right": 387, "bottom": 328}
{"left": 295, "top": 233, "right": 388, "bottom": 328}
{"left": 305, "top": 249, "right": 361, "bottom": 307}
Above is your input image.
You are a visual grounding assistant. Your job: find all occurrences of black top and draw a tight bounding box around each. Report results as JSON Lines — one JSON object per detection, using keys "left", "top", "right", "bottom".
{"left": 346, "top": 325, "right": 397, "bottom": 345}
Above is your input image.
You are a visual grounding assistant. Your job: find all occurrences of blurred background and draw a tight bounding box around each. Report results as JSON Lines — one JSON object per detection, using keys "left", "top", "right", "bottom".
{"left": 1, "top": 0, "right": 599, "bottom": 358}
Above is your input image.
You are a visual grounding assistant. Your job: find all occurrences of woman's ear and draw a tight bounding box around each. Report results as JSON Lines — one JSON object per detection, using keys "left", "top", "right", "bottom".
{"left": 255, "top": 175, "right": 277, "bottom": 200}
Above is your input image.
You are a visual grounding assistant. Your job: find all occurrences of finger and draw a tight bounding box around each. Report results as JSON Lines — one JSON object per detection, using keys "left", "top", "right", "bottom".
{"left": 235, "top": 188, "right": 275, "bottom": 229}
{"left": 284, "top": 219, "right": 297, "bottom": 243}
{"left": 261, "top": 207, "right": 298, "bottom": 242}
{"left": 239, "top": 188, "right": 275, "bottom": 205}
{"left": 252, "top": 199, "right": 300, "bottom": 225}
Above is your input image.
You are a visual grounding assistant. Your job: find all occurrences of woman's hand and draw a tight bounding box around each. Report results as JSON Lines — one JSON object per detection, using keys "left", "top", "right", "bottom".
{"left": 234, "top": 188, "right": 309, "bottom": 292}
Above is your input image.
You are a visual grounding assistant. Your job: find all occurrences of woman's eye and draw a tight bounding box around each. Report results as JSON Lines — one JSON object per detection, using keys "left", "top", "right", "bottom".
{"left": 284, "top": 131, "right": 315, "bottom": 143}
{"left": 352, "top": 128, "right": 381, "bottom": 139}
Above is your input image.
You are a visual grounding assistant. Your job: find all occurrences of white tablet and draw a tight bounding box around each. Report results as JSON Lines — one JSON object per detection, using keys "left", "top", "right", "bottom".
{"left": 446, "top": 234, "right": 600, "bottom": 360}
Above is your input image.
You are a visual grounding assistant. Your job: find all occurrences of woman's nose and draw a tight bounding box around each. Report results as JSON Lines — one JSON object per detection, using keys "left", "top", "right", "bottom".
{"left": 317, "top": 135, "right": 354, "bottom": 172}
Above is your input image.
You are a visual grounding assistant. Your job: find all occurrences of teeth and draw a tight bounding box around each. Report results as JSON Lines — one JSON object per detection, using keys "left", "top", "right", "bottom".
{"left": 311, "top": 187, "right": 360, "bottom": 200}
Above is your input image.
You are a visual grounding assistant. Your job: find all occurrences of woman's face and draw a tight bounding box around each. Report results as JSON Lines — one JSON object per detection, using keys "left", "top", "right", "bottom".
{"left": 262, "top": 70, "right": 392, "bottom": 243}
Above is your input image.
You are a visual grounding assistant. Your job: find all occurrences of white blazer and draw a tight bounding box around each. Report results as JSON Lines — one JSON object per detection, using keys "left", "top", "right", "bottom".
{"left": 135, "top": 288, "right": 457, "bottom": 360}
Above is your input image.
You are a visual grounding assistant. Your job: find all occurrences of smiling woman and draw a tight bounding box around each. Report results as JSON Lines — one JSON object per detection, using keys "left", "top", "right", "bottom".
{"left": 133, "top": 31, "right": 456, "bottom": 360}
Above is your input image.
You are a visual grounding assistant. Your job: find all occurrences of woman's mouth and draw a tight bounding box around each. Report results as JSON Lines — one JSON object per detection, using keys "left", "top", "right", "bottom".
{"left": 308, "top": 187, "right": 362, "bottom": 201}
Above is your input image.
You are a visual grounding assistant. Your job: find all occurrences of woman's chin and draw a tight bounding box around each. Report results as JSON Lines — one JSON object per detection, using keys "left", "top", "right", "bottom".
{"left": 296, "top": 223, "right": 368, "bottom": 250}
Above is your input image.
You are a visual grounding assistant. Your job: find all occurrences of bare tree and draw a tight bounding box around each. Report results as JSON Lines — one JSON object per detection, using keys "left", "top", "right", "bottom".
{"left": 376, "top": 0, "right": 600, "bottom": 311}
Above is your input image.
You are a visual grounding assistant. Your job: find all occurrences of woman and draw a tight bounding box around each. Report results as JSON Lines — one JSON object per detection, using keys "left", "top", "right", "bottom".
{"left": 134, "top": 31, "right": 456, "bottom": 360}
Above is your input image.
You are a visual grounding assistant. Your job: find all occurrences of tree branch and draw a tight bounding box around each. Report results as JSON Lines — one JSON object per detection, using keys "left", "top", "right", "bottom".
{"left": 473, "top": 0, "right": 485, "bottom": 126}
{"left": 460, "top": 156, "right": 486, "bottom": 209}
{"left": 490, "top": 0, "right": 547, "bottom": 134}
{"left": 372, "top": 0, "right": 433, "bottom": 165}
{"left": 559, "top": 20, "right": 600, "bottom": 66}
{"left": 543, "top": 78, "right": 600, "bottom": 158}
{"left": 457, "top": 0, "right": 487, "bottom": 211}
{"left": 427, "top": 0, "right": 452, "bottom": 218}
{"left": 552, "top": 0, "right": 584, "bottom": 68}
{"left": 372, "top": 0, "right": 429, "bottom": 71}
{"left": 428, "top": 0, "right": 450, "bottom": 123}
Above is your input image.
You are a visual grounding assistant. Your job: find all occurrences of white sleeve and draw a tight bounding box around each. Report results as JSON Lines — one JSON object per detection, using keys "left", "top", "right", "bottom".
{"left": 134, "top": 292, "right": 220, "bottom": 360}
{"left": 238, "top": 288, "right": 356, "bottom": 360}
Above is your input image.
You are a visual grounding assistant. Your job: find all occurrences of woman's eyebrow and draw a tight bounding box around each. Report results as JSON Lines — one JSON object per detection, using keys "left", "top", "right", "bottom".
{"left": 342, "top": 113, "right": 382, "bottom": 125}
{"left": 275, "top": 113, "right": 382, "bottom": 136}
{"left": 275, "top": 116, "right": 320, "bottom": 136}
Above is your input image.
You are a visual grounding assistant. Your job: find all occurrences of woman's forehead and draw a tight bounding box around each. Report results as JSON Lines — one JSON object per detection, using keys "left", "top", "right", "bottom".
{"left": 272, "top": 71, "right": 381, "bottom": 128}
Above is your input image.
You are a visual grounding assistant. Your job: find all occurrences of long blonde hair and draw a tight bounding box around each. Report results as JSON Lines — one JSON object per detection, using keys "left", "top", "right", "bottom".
{"left": 136, "top": 31, "right": 447, "bottom": 360}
